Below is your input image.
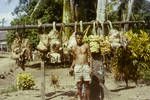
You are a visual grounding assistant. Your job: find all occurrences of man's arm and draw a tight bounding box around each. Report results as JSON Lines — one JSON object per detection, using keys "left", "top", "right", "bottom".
{"left": 69, "top": 47, "right": 76, "bottom": 75}
{"left": 87, "top": 43, "right": 92, "bottom": 69}
{"left": 71, "top": 47, "right": 76, "bottom": 68}
{"left": 70, "top": 56, "right": 75, "bottom": 69}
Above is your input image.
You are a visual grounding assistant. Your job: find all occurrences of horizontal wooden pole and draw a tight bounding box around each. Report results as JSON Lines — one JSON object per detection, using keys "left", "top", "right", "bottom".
{"left": 0, "top": 21, "right": 145, "bottom": 31}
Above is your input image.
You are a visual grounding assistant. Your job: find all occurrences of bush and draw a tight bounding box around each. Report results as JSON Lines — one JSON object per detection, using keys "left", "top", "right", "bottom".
{"left": 111, "top": 30, "right": 150, "bottom": 81}
{"left": 16, "top": 72, "right": 35, "bottom": 90}
{"left": 142, "top": 70, "right": 150, "bottom": 81}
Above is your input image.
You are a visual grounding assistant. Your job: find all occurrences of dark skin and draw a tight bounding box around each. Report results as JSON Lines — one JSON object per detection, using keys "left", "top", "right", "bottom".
{"left": 69, "top": 34, "right": 92, "bottom": 100}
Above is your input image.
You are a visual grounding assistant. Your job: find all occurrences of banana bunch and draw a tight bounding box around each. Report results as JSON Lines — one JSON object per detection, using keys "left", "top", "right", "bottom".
{"left": 87, "top": 35, "right": 111, "bottom": 54}
{"left": 88, "top": 35, "right": 102, "bottom": 42}
{"left": 89, "top": 41, "right": 100, "bottom": 53}
{"left": 88, "top": 35, "right": 102, "bottom": 53}
{"left": 109, "top": 33, "right": 121, "bottom": 48}
{"left": 100, "top": 36, "right": 111, "bottom": 55}
{"left": 16, "top": 72, "right": 35, "bottom": 90}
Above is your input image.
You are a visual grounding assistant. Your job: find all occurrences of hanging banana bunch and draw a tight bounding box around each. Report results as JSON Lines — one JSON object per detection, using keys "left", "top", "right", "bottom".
{"left": 100, "top": 36, "right": 111, "bottom": 55}
{"left": 87, "top": 21, "right": 111, "bottom": 54}
{"left": 107, "top": 20, "right": 121, "bottom": 48}
{"left": 88, "top": 21, "right": 101, "bottom": 53}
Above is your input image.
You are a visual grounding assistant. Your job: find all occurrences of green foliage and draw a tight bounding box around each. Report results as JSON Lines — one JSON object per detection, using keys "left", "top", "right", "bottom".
{"left": 142, "top": 70, "right": 150, "bottom": 81}
{"left": 27, "top": 30, "right": 39, "bottom": 49}
{"left": 126, "top": 30, "right": 150, "bottom": 76}
{"left": 79, "top": 0, "right": 96, "bottom": 21}
{"left": 8, "top": 0, "right": 63, "bottom": 49}
{"left": 6, "top": 31, "right": 16, "bottom": 49}
{"left": 32, "top": 0, "right": 62, "bottom": 23}
{"left": 108, "top": 0, "right": 150, "bottom": 22}
{"left": 16, "top": 72, "right": 35, "bottom": 90}
{"left": 126, "top": 30, "right": 150, "bottom": 63}
{"left": 112, "top": 30, "right": 150, "bottom": 81}
{"left": 11, "top": 0, "right": 63, "bottom": 24}
{"left": 7, "top": 0, "right": 150, "bottom": 51}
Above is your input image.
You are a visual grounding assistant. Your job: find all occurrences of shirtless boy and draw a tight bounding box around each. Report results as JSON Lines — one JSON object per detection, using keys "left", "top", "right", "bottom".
{"left": 69, "top": 32, "right": 92, "bottom": 100}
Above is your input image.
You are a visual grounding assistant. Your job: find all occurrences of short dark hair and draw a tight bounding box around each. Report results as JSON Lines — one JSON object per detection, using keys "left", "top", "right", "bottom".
{"left": 75, "top": 31, "right": 84, "bottom": 37}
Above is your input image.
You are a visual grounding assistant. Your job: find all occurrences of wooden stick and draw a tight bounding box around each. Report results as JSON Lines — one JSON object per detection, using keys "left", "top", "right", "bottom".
{"left": 30, "top": 0, "right": 42, "bottom": 18}
{"left": 41, "top": 61, "right": 45, "bottom": 100}
{"left": 0, "top": 21, "right": 145, "bottom": 31}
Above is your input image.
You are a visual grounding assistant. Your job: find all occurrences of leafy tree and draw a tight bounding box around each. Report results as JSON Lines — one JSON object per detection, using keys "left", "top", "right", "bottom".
{"left": 8, "top": 0, "right": 63, "bottom": 49}
{"left": 7, "top": 0, "right": 150, "bottom": 49}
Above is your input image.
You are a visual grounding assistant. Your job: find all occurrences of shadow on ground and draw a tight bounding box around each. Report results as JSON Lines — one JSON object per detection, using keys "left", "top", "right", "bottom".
{"left": 45, "top": 90, "right": 75, "bottom": 100}
{"left": 110, "top": 86, "right": 135, "bottom": 92}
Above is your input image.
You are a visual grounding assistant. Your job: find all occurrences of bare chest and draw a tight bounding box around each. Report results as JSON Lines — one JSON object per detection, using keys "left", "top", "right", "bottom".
{"left": 74, "top": 45, "right": 87, "bottom": 54}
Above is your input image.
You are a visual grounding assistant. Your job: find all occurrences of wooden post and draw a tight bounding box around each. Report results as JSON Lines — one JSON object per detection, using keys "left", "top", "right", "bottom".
{"left": 41, "top": 61, "right": 45, "bottom": 100}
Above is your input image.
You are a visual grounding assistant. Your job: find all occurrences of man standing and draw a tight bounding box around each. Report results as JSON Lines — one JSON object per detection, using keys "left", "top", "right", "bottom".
{"left": 69, "top": 32, "right": 92, "bottom": 100}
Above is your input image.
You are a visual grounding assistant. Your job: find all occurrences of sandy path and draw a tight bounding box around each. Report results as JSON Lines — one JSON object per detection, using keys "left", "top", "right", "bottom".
{"left": 0, "top": 57, "right": 15, "bottom": 73}
{"left": 0, "top": 57, "right": 150, "bottom": 100}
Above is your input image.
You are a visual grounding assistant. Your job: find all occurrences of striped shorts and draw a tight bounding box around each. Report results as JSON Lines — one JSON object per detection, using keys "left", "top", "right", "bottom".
{"left": 74, "top": 64, "right": 91, "bottom": 83}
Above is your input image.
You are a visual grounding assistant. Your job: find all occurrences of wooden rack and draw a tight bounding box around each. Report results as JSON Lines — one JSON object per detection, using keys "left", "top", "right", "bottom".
{"left": 0, "top": 21, "right": 146, "bottom": 31}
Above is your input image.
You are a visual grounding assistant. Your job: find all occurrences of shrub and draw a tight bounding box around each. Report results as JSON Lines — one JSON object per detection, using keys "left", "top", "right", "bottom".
{"left": 112, "top": 30, "right": 150, "bottom": 81}
{"left": 16, "top": 72, "right": 35, "bottom": 90}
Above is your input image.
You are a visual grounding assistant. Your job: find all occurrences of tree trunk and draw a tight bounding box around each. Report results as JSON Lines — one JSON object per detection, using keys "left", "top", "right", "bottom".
{"left": 62, "top": 0, "right": 74, "bottom": 41}
{"left": 96, "top": 0, "right": 106, "bottom": 35}
{"left": 125, "top": 0, "right": 134, "bottom": 30}
{"left": 96, "top": 0, "right": 106, "bottom": 22}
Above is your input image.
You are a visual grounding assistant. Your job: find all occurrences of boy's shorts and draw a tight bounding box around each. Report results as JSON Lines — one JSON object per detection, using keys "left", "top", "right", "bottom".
{"left": 74, "top": 64, "right": 91, "bottom": 83}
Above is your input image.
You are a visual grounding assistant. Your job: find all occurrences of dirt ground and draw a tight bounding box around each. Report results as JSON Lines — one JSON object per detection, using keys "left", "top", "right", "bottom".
{"left": 0, "top": 57, "right": 150, "bottom": 100}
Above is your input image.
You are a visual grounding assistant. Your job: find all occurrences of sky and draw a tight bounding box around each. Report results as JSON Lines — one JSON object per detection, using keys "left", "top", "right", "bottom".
{"left": 0, "top": 0, "right": 19, "bottom": 26}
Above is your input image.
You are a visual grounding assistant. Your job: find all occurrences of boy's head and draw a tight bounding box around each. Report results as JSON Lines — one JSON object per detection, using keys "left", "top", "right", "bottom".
{"left": 75, "top": 32, "right": 84, "bottom": 46}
